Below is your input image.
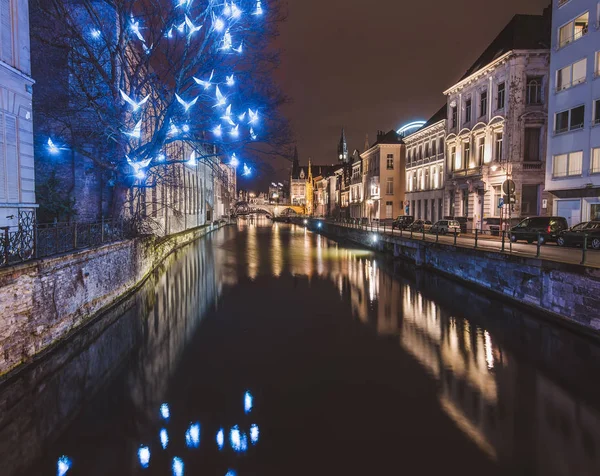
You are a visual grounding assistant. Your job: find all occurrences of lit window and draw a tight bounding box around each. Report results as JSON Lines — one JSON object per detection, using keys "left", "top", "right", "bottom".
{"left": 495, "top": 132, "right": 503, "bottom": 161}
{"left": 451, "top": 106, "right": 458, "bottom": 128}
{"left": 387, "top": 158, "right": 394, "bottom": 170}
{"left": 477, "top": 136, "right": 485, "bottom": 164}
{"left": 556, "top": 58, "right": 587, "bottom": 91}
{"left": 558, "top": 12, "right": 589, "bottom": 48}
{"left": 463, "top": 141, "right": 471, "bottom": 168}
{"left": 555, "top": 105, "right": 585, "bottom": 133}
{"left": 553, "top": 151, "right": 583, "bottom": 177}
{"left": 592, "top": 148, "right": 600, "bottom": 174}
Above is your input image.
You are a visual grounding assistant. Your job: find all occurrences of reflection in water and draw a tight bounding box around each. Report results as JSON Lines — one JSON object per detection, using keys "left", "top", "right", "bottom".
{"left": 2, "top": 221, "right": 600, "bottom": 476}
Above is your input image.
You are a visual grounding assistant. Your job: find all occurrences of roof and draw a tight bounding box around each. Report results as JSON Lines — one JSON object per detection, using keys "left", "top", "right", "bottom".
{"left": 422, "top": 104, "right": 447, "bottom": 129}
{"left": 371, "top": 130, "right": 404, "bottom": 148}
{"left": 458, "top": 13, "right": 550, "bottom": 82}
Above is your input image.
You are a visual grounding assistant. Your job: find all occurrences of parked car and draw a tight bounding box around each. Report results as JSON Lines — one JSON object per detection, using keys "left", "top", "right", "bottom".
{"left": 392, "top": 215, "right": 414, "bottom": 230}
{"left": 444, "top": 216, "right": 468, "bottom": 233}
{"left": 557, "top": 221, "right": 600, "bottom": 250}
{"left": 408, "top": 220, "right": 432, "bottom": 232}
{"left": 509, "top": 216, "right": 569, "bottom": 245}
{"left": 430, "top": 220, "right": 461, "bottom": 235}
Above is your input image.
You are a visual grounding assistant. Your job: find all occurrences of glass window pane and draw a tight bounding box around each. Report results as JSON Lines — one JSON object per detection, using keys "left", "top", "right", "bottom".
{"left": 591, "top": 148, "right": 600, "bottom": 173}
{"left": 554, "top": 154, "right": 567, "bottom": 177}
{"left": 568, "top": 151, "right": 583, "bottom": 175}
{"left": 556, "top": 111, "right": 569, "bottom": 132}
{"left": 572, "top": 59, "right": 587, "bottom": 84}
{"left": 570, "top": 105, "right": 585, "bottom": 129}
{"left": 559, "top": 22, "right": 572, "bottom": 47}
{"left": 557, "top": 65, "right": 571, "bottom": 90}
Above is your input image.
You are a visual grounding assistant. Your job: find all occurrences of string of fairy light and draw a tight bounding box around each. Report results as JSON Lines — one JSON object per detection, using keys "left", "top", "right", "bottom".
{"left": 47, "top": 0, "right": 264, "bottom": 182}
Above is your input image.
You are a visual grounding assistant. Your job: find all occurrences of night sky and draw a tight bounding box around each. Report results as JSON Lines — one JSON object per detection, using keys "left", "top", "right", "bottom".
{"left": 245, "top": 0, "right": 549, "bottom": 189}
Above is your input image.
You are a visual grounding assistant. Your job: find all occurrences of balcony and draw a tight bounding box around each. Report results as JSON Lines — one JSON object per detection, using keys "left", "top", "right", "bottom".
{"left": 522, "top": 161, "right": 544, "bottom": 171}
{"left": 451, "top": 166, "right": 483, "bottom": 178}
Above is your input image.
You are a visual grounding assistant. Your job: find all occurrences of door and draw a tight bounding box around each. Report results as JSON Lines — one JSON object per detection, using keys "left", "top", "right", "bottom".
{"left": 556, "top": 199, "right": 581, "bottom": 228}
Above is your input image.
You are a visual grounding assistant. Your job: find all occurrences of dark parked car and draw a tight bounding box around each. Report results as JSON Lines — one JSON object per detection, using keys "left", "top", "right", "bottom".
{"left": 557, "top": 221, "right": 600, "bottom": 250}
{"left": 393, "top": 215, "right": 414, "bottom": 230}
{"left": 509, "top": 216, "right": 569, "bottom": 245}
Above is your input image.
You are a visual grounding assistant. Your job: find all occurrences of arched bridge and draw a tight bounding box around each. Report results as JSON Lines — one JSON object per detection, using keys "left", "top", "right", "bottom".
{"left": 233, "top": 202, "right": 304, "bottom": 217}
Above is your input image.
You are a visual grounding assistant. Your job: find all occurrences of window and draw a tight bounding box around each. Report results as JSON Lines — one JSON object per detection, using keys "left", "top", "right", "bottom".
{"left": 591, "top": 148, "right": 600, "bottom": 174}
{"left": 477, "top": 136, "right": 485, "bottom": 165}
{"left": 439, "top": 137, "right": 444, "bottom": 156}
{"left": 424, "top": 143, "right": 429, "bottom": 157}
{"left": 494, "top": 132, "right": 503, "bottom": 161}
{"left": 555, "top": 105, "right": 585, "bottom": 133}
{"left": 386, "top": 201, "right": 393, "bottom": 219}
{"left": 594, "top": 99, "right": 600, "bottom": 125}
{"left": 386, "top": 177, "right": 394, "bottom": 195}
{"left": 451, "top": 106, "right": 457, "bottom": 128}
{"left": 451, "top": 146, "right": 459, "bottom": 170}
{"left": 497, "top": 82, "right": 505, "bottom": 110}
{"left": 465, "top": 98, "right": 472, "bottom": 123}
{"left": 596, "top": 51, "right": 600, "bottom": 77}
{"left": 521, "top": 185, "right": 539, "bottom": 215}
{"left": 463, "top": 141, "right": 471, "bottom": 168}
{"left": 557, "top": 59, "right": 587, "bottom": 91}
{"left": 558, "top": 0, "right": 569, "bottom": 7}
{"left": 480, "top": 89, "right": 488, "bottom": 117}
{"left": 432, "top": 140, "right": 437, "bottom": 156}
{"left": 0, "top": 1, "right": 14, "bottom": 66}
{"left": 553, "top": 151, "right": 583, "bottom": 177}
{"left": 387, "top": 156, "right": 394, "bottom": 170}
{"left": 558, "top": 12, "right": 589, "bottom": 48}
{"left": 526, "top": 77, "right": 543, "bottom": 104}
{"left": 524, "top": 128, "right": 541, "bottom": 161}
{"left": 433, "top": 166, "right": 439, "bottom": 188}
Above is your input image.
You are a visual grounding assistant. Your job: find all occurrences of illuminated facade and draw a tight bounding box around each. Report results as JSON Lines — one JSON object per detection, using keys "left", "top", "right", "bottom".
{"left": 361, "top": 130, "right": 406, "bottom": 221}
{"left": 0, "top": 0, "right": 36, "bottom": 228}
{"left": 405, "top": 106, "right": 447, "bottom": 221}
{"left": 444, "top": 13, "right": 551, "bottom": 229}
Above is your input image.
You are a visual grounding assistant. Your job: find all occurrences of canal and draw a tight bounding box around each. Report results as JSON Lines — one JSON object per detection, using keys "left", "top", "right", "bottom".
{"left": 2, "top": 219, "right": 600, "bottom": 476}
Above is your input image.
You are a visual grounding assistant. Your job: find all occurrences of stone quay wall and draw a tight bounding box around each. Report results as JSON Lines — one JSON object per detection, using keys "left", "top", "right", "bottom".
{"left": 0, "top": 223, "right": 223, "bottom": 377}
{"left": 316, "top": 222, "right": 600, "bottom": 333}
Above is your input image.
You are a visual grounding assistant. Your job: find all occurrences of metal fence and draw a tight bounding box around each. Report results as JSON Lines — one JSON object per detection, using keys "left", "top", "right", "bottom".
{"left": 0, "top": 219, "right": 129, "bottom": 267}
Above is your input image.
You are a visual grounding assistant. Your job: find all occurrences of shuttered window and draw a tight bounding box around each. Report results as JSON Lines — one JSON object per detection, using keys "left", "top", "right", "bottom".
{"left": 0, "top": 0, "right": 13, "bottom": 66}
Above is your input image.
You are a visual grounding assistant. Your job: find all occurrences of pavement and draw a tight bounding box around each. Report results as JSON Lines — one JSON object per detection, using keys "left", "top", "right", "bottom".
{"left": 331, "top": 223, "right": 600, "bottom": 268}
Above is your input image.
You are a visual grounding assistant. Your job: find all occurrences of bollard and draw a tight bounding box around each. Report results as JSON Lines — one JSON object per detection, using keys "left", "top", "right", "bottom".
{"left": 536, "top": 232, "right": 541, "bottom": 258}
{"left": 581, "top": 234, "right": 588, "bottom": 265}
{"left": 475, "top": 229, "right": 478, "bottom": 249}
{"left": 453, "top": 229, "right": 457, "bottom": 246}
{"left": 501, "top": 231, "right": 505, "bottom": 252}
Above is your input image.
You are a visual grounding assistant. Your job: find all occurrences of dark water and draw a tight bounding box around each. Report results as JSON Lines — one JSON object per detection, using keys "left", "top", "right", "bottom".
{"left": 3, "top": 219, "right": 600, "bottom": 476}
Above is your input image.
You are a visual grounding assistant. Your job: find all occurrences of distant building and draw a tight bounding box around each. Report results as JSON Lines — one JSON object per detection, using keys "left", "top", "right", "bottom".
{"left": 405, "top": 106, "right": 447, "bottom": 221}
{"left": 361, "top": 130, "right": 406, "bottom": 221}
{"left": 0, "top": 0, "right": 36, "bottom": 228}
{"left": 545, "top": 0, "right": 600, "bottom": 225}
{"left": 349, "top": 149, "right": 364, "bottom": 219}
{"left": 444, "top": 12, "right": 551, "bottom": 230}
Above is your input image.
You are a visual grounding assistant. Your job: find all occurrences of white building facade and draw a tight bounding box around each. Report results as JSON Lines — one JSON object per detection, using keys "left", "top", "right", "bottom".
{"left": 0, "top": 0, "right": 36, "bottom": 228}
{"left": 405, "top": 107, "right": 447, "bottom": 222}
{"left": 444, "top": 14, "right": 551, "bottom": 231}
{"left": 545, "top": 0, "right": 600, "bottom": 225}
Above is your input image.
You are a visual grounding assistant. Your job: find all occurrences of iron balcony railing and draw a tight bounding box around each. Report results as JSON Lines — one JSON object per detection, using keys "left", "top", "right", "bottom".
{"left": 0, "top": 219, "right": 129, "bottom": 268}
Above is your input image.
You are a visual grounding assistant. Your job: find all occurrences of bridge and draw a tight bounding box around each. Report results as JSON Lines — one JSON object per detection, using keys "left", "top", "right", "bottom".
{"left": 233, "top": 201, "right": 305, "bottom": 217}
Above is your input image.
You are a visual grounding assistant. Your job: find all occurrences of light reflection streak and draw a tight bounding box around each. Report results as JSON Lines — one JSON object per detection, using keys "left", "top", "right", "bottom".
{"left": 172, "top": 457, "right": 184, "bottom": 476}
{"left": 244, "top": 390, "right": 253, "bottom": 413}
{"left": 185, "top": 422, "right": 200, "bottom": 448}
{"left": 271, "top": 223, "right": 283, "bottom": 277}
{"left": 160, "top": 403, "right": 170, "bottom": 420}
{"left": 250, "top": 423, "right": 259, "bottom": 444}
{"left": 138, "top": 446, "right": 150, "bottom": 468}
{"left": 216, "top": 428, "right": 225, "bottom": 450}
{"left": 57, "top": 455, "right": 72, "bottom": 476}
{"left": 160, "top": 428, "right": 169, "bottom": 449}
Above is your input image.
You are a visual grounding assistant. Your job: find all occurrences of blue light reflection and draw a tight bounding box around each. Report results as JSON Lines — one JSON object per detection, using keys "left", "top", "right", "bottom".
{"left": 217, "top": 428, "right": 225, "bottom": 450}
{"left": 185, "top": 422, "right": 200, "bottom": 448}
{"left": 138, "top": 446, "right": 151, "bottom": 468}
{"left": 244, "top": 390, "right": 253, "bottom": 413}
{"left": 160, "top": 403, "right": 170, "bottom": 420}
{"left": 160, "top": 428, "right": 169, "bottom": 449}
{"left": 250, "top": 424, "right": 260, "bottom": 444}
{"left": 57, "top": 455, "right": 72, "bottom": 476}
{"left": 172, "top": 457, "right": 184, "bottom": 476}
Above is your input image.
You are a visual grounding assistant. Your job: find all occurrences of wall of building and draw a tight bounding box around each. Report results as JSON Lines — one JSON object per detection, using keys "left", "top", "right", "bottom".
{"left": 0, "top": 0, "right": 36, "bottom": 228}
{"left": 546, "top": 0, "right": 600, "bottom": 225}
{"left": 0, "top": 222, "right": 225, "bottom": 376}
{"left": 317, "top": 222, "right": 600, "bottom": 332}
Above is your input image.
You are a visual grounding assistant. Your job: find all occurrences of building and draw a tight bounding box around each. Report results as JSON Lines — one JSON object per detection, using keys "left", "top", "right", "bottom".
{"left": 545, "top": 0, "right": 600, "bottom": 225}
{"left": 349, "top": 150, "right": 364, "bottom": 219}
{"left": 444, "top": 13, "right": 551, "bottom": 230}
{"left": 0, "top": 0, "right": 36, "bottom": 228}
{"left": 405, "top": 106, "right": 447, "bottom": 222}
{"left": 361, "top": 130, "right": 406, "bottom": 221}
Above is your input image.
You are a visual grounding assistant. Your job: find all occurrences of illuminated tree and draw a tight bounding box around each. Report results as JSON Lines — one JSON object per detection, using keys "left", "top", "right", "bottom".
{"left": 31, "top": 0, "right": 289, "bottom": 227}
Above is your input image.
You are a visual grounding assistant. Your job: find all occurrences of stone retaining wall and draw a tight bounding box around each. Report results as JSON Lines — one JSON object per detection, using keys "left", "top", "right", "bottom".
{"left": 318, "top": 222, "right": 600, "bottom": 332}
{"left": 0, "top": 224, "right": 222, "bottom": 376}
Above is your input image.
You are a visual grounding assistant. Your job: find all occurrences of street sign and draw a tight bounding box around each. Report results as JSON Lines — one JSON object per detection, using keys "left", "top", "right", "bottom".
{"left": 502, "top": 179, "right": 516, "bottom": 196}
{"left": 498, "top": 197, "right": 504, "bottom": 208}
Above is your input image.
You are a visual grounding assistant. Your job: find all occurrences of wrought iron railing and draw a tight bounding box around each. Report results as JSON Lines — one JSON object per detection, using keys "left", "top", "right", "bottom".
{"left": 0, "top": 219, "right": 129, "bottom": 268}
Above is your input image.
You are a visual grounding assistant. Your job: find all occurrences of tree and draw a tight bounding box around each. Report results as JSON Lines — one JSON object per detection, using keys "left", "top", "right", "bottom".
{"left": 31, "top": 0, "right": 289, "bottom": 228}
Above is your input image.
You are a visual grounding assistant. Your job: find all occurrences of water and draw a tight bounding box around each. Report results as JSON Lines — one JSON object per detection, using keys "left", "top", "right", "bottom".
{"left": 2, "top": 219, "right": 600, "bottom": 476}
